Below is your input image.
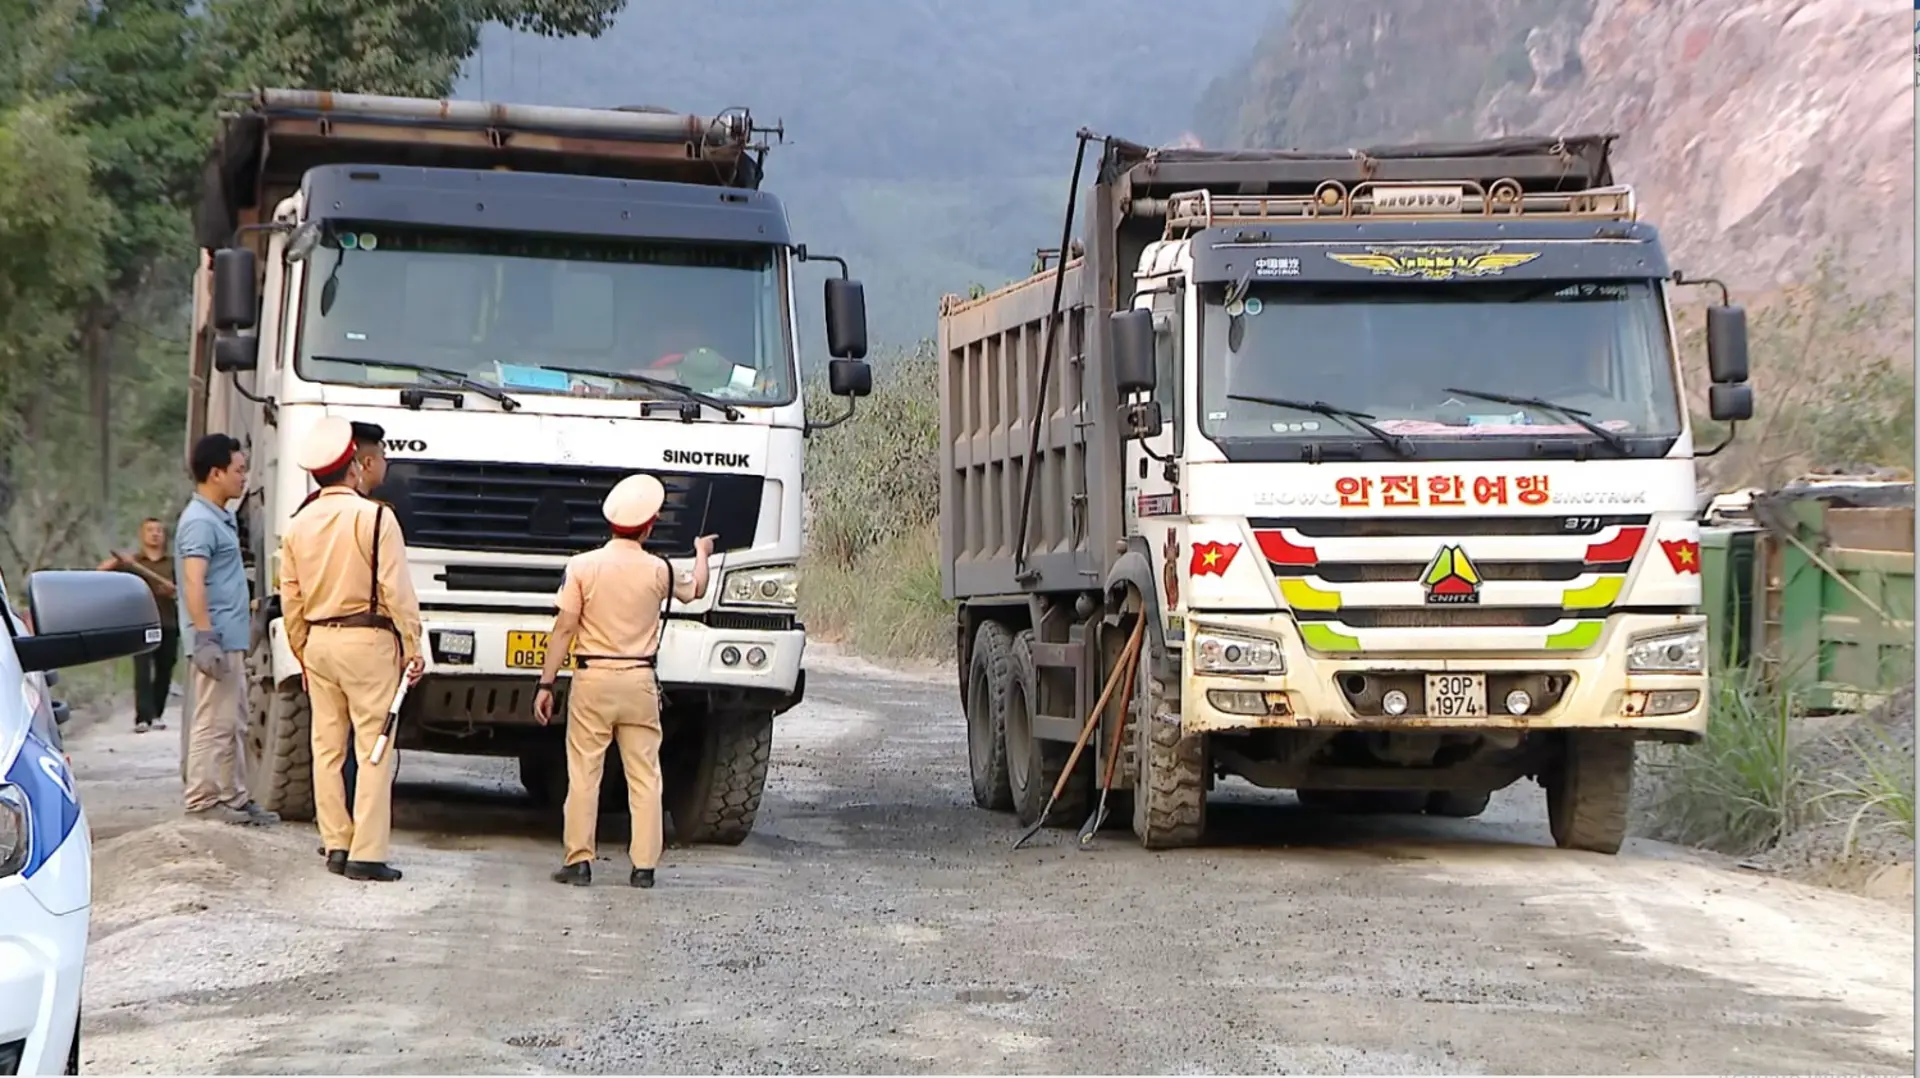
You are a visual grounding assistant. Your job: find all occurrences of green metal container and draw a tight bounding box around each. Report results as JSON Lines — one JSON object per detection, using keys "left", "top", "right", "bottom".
{"left": 1766, "top": 497, "right": 1914, "bottom": 713}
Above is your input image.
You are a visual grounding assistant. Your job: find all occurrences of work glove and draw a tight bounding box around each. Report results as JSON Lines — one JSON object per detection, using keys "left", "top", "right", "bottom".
{"left": 191, "top": 630, "right": 227, "bottom": 679}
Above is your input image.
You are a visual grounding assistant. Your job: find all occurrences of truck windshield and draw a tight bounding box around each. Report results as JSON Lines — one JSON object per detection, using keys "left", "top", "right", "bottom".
{"left": 1198, "top": 280, "right": 1683, "bottom": 457}
{"left": 295, "top": 222, "right": 795, "bottom": 406}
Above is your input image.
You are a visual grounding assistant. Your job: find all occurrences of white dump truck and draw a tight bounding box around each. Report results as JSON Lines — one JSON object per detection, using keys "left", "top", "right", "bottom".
{"left": 187, "top": 89, "right": 872, "bottom": 843}
{"left": 939, "top": 134, "right": 1754, "bottom": 852}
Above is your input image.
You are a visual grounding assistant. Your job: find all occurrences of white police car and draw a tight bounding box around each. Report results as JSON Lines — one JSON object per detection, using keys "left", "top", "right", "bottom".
{"left": 0, "top": 569, "right": 162, "bottom": 1076}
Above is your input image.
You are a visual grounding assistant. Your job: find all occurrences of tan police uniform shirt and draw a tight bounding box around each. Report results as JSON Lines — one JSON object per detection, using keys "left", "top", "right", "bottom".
{"left": 555, "top": 539, "right": 688, "bottom": 668}
{"left": 279, "top": 487, "right": 423, "bottom": 664}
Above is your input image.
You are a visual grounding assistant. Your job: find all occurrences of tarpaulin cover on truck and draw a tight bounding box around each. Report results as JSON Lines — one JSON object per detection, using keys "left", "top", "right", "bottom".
{"left": 1098, "top": 133, "right": 1616, "bottom": 201}
{"left": 194, "top": 89, "right": 765, "bottom": 250}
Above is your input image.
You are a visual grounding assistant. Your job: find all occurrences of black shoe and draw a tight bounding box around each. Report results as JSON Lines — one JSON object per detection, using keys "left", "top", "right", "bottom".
{"left": 325, "top": 850, "right": 348, "bottom": 875}
{"left": 630, "top": 868, "right": 656, "bottom": 889}
{"left": 344, "top": 861, "right": 402, "bottom": 882}
{"left": 552, "top": 862, "right": 591, "bottom": 887}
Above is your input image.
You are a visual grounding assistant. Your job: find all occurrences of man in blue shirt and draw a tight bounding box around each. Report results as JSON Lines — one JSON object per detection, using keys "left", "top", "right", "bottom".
{"left": 175, "top": 433, "right": 278, "bottom": 826}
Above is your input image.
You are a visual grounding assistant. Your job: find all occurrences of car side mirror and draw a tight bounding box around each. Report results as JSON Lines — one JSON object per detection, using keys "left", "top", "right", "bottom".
{"left": 213, "top": 247, "right": 259, "bottom": 332}
{"left": 1706, "top": 305, "right": 1748, "bottom": 384}
{"left": 15, "top": 571, "right": 161, "bottom": 673}
{"left": 825, "top": 278, "right": 869, "bottom": 360}
{"left": 1708, "top": 383, "right": 1754, "bottom": 423}
{"left": 213, "top": 334, "right": 259, "bottom": 373}
{"left": 1111, "top": 308, "right": 1156, "bottom": 396}
{"left": 828, "top": 358, "right": 872, "bottom": 398}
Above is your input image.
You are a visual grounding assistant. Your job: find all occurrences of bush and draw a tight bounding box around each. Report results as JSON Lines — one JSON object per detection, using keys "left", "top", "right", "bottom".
{"left": 801, "top": 342, "right": 950, "bottom": 658}
{"left": 800, "top": 522, "right": 949, "bottom": 659}
{"left": 802, "top": 342, "right": 941, "bottom": 571}
{"left": 1635, "top": 669, "right": 1810, "bottom": 855}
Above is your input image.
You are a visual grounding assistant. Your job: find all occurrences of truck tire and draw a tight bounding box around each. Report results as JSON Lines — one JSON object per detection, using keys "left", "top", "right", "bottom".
{"left": 667, "top": 709, "right": 772, "bottom": 845}
{"left": 964, "top": 620, "right": 1015, "bottom": 811}
{"left": 1427, "top": 789, "right": 1493, "bottom": 818}
{"left": 246, "top": 652, "right": 315, "bottom": 822}
{"left": 1546, "top": 733, "right": 1634, "bottom": 854}
{"left": 1006, "top": 629, "right": 1089, "bottom": 828}
{"left": 1131, "top": 658, "right": 1206, "bottom": 849}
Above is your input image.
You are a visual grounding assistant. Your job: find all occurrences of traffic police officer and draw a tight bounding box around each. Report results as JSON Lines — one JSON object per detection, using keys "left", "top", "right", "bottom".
{"left": 533, "top": 474, "right": 714, "bottom": 888}
{"left": 280, "top": 416, "right": 425, "bottom": 883}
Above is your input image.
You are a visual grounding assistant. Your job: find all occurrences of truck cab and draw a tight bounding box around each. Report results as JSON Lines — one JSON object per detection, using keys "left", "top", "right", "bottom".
{"left": 190, "top": 90, "right": 873, "bottom": 843}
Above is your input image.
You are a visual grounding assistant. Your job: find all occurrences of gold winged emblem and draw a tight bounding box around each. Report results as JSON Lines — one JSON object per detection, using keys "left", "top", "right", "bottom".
{"left": 1327, "top": 246, "right": 1542, "bottom": 281}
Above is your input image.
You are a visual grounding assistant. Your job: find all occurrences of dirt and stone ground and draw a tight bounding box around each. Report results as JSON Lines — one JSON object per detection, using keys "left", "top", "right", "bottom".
{"left": 65, "top": 651, "right": 1916, "bottom": 1074}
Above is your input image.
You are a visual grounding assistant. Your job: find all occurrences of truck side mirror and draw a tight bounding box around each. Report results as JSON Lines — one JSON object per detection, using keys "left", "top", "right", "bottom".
{"left": 1709, "top": 383, "right": 1754, "bottom": 423}
{"left": 1706, "top": 305, "right": 1748, "bottom": 384}
{"left": 1111, "top": 309, "right": 1156, "bottom": 396}
{"left": 828, "top": 358, "right": 872, "bottom": 398}
{"left": 213, "top": 334, "right": 259, "bottom": 373}
{"left": 213, "top": 247, "right": 259, "bottom": 332}
{"left": 825, "top": 278, "right": 869, "bottom": 360}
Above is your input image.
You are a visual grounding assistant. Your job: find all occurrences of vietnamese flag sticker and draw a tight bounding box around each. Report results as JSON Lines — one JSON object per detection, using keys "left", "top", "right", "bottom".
{"left": 1660, "top": 537, "right": 1702, "bottom": 574}
{"left": 1189, "top": 540, "right": 1241, "bottom": 577}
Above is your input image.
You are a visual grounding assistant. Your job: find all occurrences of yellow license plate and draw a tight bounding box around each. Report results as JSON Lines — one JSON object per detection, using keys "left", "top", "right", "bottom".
{"left": 505, "top": 630, "right": 573, "bottom": 670}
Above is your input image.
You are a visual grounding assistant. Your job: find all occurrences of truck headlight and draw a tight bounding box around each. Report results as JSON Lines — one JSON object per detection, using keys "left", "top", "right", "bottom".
{"left": 0, "top": 785, "right": 27, "bottom": 879}
{"left": 720, "top": 565, "right": 798, "bottom": 608}
{"left": 1192, "top": 628, "right": 1285, "bottom": 675}
{"left": 1627, "top": 626, "right": 1706, "bottom": 674}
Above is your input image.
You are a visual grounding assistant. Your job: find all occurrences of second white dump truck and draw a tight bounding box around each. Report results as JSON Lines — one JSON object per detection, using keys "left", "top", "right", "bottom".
{"left": 940, "top": 133, "right": 1754, "bottom": 852}
{"left": 187, "top": 90, "right": 873, "bottom": 843}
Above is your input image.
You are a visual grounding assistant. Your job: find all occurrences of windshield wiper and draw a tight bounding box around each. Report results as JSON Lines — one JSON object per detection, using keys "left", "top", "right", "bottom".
{"left": 1227, "top": 394, "right": 1417, "bottom": 458}
{"left": 1442, "top": 386, "right": 1629, "bottom": 454}
{"left": 318, "top": 357, "right": 522, "bottom": 412}
{"left": 536, "top": 364, "right": 742, "bottom": 422}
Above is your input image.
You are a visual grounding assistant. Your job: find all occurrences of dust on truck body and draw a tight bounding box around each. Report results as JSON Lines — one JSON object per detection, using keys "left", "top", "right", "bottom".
{"left": 939, "top": 134, "right": 1755, "bottom": 852}
{"left": 188, "top": 89, "right": 873, "bottom": 842}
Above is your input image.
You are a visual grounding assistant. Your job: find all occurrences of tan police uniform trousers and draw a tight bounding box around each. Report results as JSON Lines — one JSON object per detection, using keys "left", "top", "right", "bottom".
{"left": 304, "top": 626, "right": 401, "bottom": 862}
{"left": 563, "top": 667, "right": 664, "bottom": 870}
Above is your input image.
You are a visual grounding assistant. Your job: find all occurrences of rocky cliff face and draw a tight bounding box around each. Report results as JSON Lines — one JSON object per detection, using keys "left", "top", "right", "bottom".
{"left": 1202, "top": 0, "right": 1914, "bottom": 291}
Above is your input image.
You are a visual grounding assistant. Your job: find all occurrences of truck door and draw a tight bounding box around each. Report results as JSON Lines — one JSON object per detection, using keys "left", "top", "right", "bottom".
{"left": 1123, "top": 286, "right": 1182, "bottom": 535}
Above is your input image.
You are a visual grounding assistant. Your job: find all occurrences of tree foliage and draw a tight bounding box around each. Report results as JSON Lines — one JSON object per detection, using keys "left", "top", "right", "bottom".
{"left": 0, "top": 0, "right": 627, "bottom": 579}
{"left": 0, "top": 97, "right": 111, "bottom": 414}
{"left": 212, "top": 0, "right": 623, "bottom": 100}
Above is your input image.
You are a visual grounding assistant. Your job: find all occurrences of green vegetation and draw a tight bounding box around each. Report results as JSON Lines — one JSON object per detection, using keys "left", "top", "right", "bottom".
{"left": 1637, "top": 671, "right": 1811, "bottom": 854}
{"left": 1637, "top": 668, "right": 1916, "bottom": 892}
{"left": 800, "top": 344, "right": 951, "bottom": 659}
{"left": 0, "top": 0, "right": 629, "bottom": 713}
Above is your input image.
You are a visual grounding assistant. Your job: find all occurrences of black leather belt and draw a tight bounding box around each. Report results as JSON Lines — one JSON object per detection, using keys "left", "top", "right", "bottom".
{"left": 573, "top": 654, "right": 656, "bottom": 670}
{"left": 313, "top": 613, "right": 396, "bottom": 631}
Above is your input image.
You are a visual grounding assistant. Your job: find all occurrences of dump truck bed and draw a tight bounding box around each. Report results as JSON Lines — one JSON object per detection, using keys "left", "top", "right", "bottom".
{"left": 193, "top": 88, "right": 765, "bottom": 250}
{"left": 937, "top": 133, "right": 1622, "bottom": 602}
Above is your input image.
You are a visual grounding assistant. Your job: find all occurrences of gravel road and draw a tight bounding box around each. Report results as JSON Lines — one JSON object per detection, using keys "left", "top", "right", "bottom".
{"left": 67, "top": 652, "right": 1915, "bottom": 1074}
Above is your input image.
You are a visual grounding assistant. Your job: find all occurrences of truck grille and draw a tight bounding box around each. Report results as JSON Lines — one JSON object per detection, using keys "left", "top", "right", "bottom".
{"left": 377, "top": 460, "right": 762, "bottom": 557}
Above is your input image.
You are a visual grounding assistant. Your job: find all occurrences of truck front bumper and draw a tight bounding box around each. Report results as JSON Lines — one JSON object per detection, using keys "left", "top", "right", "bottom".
{"left": 270, "top": 613, "right": 806, "bottom": 697}
{"left": 1179, "top": 611, "right": 1708, "bottom": 740}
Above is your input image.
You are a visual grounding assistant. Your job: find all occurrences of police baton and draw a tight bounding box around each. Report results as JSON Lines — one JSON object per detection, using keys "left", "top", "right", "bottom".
{"left": 368, "top": 675, "right": 412, "bottom": 767}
